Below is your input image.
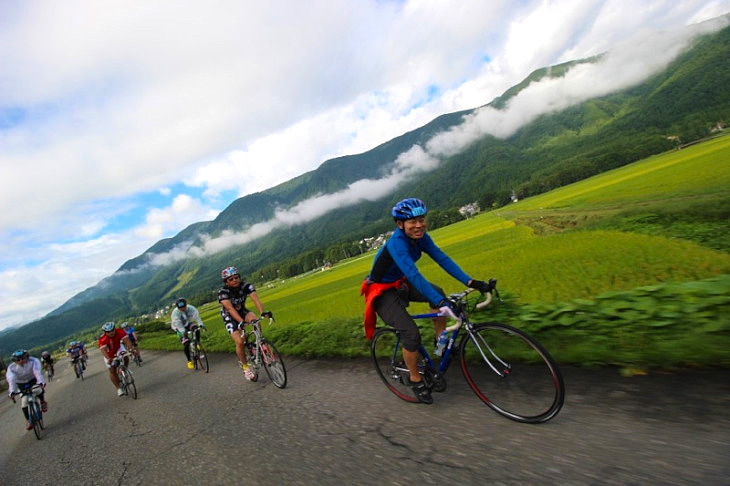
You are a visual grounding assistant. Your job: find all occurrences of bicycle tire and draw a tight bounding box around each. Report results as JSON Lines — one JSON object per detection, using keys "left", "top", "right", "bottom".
{"left": 194, "top": 342, "right": 209, "bottom": 373}
{"left": 370, "top": 328, "right": 421, "bottom": 403}
{"left": 260, "top": 339, "right": 287, "bottom": 388}
{"left": 120, "top": 368, "right": 137, "bottom": 399}
{"left": 28, "top": 400, "right": 43, "bottom": 439}
{"left": 459, "top": 322, "right": 565, "bottom": 424}
{"left": 76, "top": 361, "right": 84, "bottom": 380}
{"left": 133, "top": 353, "right": 142, "bottom": 367}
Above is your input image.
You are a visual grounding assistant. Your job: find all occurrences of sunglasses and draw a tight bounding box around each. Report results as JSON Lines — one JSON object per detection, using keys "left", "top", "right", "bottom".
{"left": 226, "top": 275, "right": 241, "bottom": 282}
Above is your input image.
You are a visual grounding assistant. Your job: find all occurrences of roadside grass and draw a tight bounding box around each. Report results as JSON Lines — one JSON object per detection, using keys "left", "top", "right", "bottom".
{"left": 130, "top": 135, "right": 730, "bottom": 371}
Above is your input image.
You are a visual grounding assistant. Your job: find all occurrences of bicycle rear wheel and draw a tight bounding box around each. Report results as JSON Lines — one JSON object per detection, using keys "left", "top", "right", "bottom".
{"left": 260, "top": 339, "right": 286, "bottom": 388}
{"left": 370, "top": 328, "right": 421, "bottom": 403}
{"left": 194, "top": 342, "right": 209, "bottom": 373}
{"left": 460, "top": 322, "right": 564, "bottom": 424}
{"left": 133, "top": 352, "right": 142, "bottom": 367}
{"left": 28, "top": 400, "right": 43, "bottom": 439}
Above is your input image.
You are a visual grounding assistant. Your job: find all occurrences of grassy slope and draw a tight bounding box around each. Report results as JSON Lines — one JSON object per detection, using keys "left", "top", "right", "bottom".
{"left": 139, "top": 135, "right": 730, "bottom": 369}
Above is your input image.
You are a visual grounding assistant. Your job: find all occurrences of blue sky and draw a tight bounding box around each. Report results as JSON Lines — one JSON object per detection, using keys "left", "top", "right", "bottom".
{"left": 1, "top": 0, "right": 729, "bottom": 332}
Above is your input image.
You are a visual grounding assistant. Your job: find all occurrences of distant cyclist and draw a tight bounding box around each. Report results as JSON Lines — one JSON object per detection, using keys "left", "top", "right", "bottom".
{"left": 66, "top": 341, "right": 85, "bottom": 375}
{"left": 170, "top": 298, "right": 205, "bottom": 369}
{"left": 121, "top": 322, "right": 142, "bottom": 363}
{"left": 5, "top": 350, "right": 47, "bottom": 430}
{"left": 361, "top": 197, "right": 493, "bottom": 404}
{"left": 98, "top": 322, "right": 134, "bottom": 397}
{"left": 40, "top": 351, "right": 55, "bottom": 379}
{"left": 77, "top": 341, "right": 89, "bottom": 368}
{"left": 218, "top": 266, "right": 273, "bottom": 381}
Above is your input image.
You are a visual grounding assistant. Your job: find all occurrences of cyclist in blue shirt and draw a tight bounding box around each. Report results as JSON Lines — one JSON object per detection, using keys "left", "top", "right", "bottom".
{"left": 66, "top": 341, "right": 86, "bottom": 375}
{"left": 76, "top": 341, "right": 88, "bottom": 368}
{"left": 361, "top": 198, "right": 492, "bottom": 404}
{"left": 121, "top": 322, "right": 142, "bottom": 363}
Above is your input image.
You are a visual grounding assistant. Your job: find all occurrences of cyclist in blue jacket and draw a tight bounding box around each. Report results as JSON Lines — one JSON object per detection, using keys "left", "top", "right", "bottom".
{"left": 361, "top": 198, "right": 492, "bottom": 404}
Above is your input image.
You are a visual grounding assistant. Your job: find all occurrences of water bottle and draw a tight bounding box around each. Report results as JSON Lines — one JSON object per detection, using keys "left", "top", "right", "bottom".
{"left": 435, "top": 331, "right": 449, "bottom": 357}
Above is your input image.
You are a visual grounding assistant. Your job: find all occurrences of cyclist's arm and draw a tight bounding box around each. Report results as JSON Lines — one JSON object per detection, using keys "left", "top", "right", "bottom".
{"left": 121, "top": 335, "right": 133, "bottom": 353}
{"left": 170, "top": 309, "right": 185, "bottom": 333}
{"left": 98, "top": 338, "right": 112, "bottom": 362}
{"left": 32, "top": 358, "right": 45, "bottom": 385}
{"left": 422, "top": 235, "right": 472, "bottom": 286}
{"left": 6, "top": 368, "right": 18, "bottom": 395}
{"left": 221, "top": 298, "right": 245, "bottom": 324}
{"left": 248, "top": 292, "right": 265, "bottom": 315}
{"left": 389, "top": 237, "right": 445, "bottom": 307}
{"left": 188, "top": 306, "right": 204, "bottom": 327}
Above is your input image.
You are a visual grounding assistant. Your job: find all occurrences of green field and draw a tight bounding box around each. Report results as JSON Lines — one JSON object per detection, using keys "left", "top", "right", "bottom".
{"left": 116, "top": 135, "right": 730, "bottom": 371}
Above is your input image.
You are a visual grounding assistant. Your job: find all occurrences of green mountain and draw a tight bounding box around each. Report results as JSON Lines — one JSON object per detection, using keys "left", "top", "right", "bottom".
{"left": 3, "top": 18, "right": 730, "bottom": 355}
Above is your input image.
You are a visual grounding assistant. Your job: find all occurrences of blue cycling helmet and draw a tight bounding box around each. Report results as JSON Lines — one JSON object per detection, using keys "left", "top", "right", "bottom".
{"left": 176, "top": 298, "right": 187, "bottom": 308}
{"left": 392, "top": 198, "right": 428, "bottom": 221}
{"left": 101, "top": 322, "right": 115, "bottom": 332}
{"left": 11, "top": 349, "right": 29, "bottom": 361}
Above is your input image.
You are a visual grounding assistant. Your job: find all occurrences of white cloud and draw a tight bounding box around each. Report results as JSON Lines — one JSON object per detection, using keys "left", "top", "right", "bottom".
{"left": 133, "top": 194, "right": 219, "bottom": 240}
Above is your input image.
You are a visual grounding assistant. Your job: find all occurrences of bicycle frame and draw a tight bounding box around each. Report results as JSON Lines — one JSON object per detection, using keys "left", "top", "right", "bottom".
{"left": 14, "top": 384, "right": 43, "bottom": 410}
{"left": 238, "top": 316, "right": 287, "bottom": 388}
{"left": 243, "top": 317, "right": 270, "bottom": 366}
{"left": 410, "top": 289, "right": 495, "bottom": 378}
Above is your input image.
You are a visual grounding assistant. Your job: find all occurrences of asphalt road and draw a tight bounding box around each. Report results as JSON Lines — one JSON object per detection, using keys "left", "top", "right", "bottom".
{"left": 1, "top": 348, "right": 728, "bottom": 485}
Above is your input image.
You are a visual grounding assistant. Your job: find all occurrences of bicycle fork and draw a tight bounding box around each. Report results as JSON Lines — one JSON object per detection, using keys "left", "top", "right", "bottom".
{"left": 465, "top": 327, "right": 511, "bottom": 378}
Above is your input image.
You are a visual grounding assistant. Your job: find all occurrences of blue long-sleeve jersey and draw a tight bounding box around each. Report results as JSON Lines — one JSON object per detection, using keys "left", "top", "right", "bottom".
{"left": 367, "top": 227, "right": 471, "bottom": 307}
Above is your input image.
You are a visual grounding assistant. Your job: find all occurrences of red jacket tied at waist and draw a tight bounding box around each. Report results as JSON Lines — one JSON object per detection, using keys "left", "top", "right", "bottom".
{"left": 360, "top": 277, "right": 406, "bottom": 340}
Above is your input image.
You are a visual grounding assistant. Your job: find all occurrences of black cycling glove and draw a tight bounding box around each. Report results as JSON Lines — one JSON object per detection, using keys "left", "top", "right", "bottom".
{"left": 469, "top": 279, "right": 495, "bottom": 294}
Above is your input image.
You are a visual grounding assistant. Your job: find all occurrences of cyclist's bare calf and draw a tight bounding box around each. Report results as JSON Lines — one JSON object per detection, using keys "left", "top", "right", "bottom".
{"left": 231, "top": 310, "right": 257, "bottom": 363}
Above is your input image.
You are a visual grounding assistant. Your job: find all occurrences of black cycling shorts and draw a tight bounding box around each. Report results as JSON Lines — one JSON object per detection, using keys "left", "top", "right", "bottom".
{"left": 372, "top": 280, "right": 444, "bottom": 352}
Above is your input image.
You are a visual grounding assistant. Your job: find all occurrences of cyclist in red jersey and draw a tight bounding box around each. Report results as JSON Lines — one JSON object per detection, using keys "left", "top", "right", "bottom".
{"left": 98, "top": 322, "right": 133, "bottom": 397}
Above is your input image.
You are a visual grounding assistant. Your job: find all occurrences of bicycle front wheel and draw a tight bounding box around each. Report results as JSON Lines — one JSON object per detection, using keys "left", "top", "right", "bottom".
{"left": 260, "top": 339, "right": 286, "bottom": 388}
{"left": 460, "top": 322, "right": 565, "bottom": 424}
{"left": 28, "top": 400, "right": 43, "bottom": 439}
{"left": 194, "top": 342, "right": 210, "bottom": 373}
{"left": 120, "top": 368, "right": 137, "bottom": 399}
{"left": 370, "top": 328, "right": 420, "bottom": 403}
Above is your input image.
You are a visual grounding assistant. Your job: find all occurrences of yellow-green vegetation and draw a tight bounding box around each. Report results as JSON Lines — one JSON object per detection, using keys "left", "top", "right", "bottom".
{"left": 133, "top": 135, "right": 730, "bottom": 371}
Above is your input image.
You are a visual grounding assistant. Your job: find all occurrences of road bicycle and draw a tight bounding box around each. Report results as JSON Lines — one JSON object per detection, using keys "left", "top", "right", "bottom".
{"left": 112, "top": 351, "right": 137, "bottom": 399}
{"left": 186, "top": 324, "right": 209, "bottom": 372}
{"left": 238, "top": 315, "right": 287, "bottom": 388}
{"left": 370, "top": 280, "right": 565, "bottom": 424}
{"left": 129, "top": 342, "right": 142, "bottom": 367}
{"left": 11, "top": 384, "right": 45, "bottom": 440}
{"left": 72, "top": 356, "right": 85, "bottom": 380}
